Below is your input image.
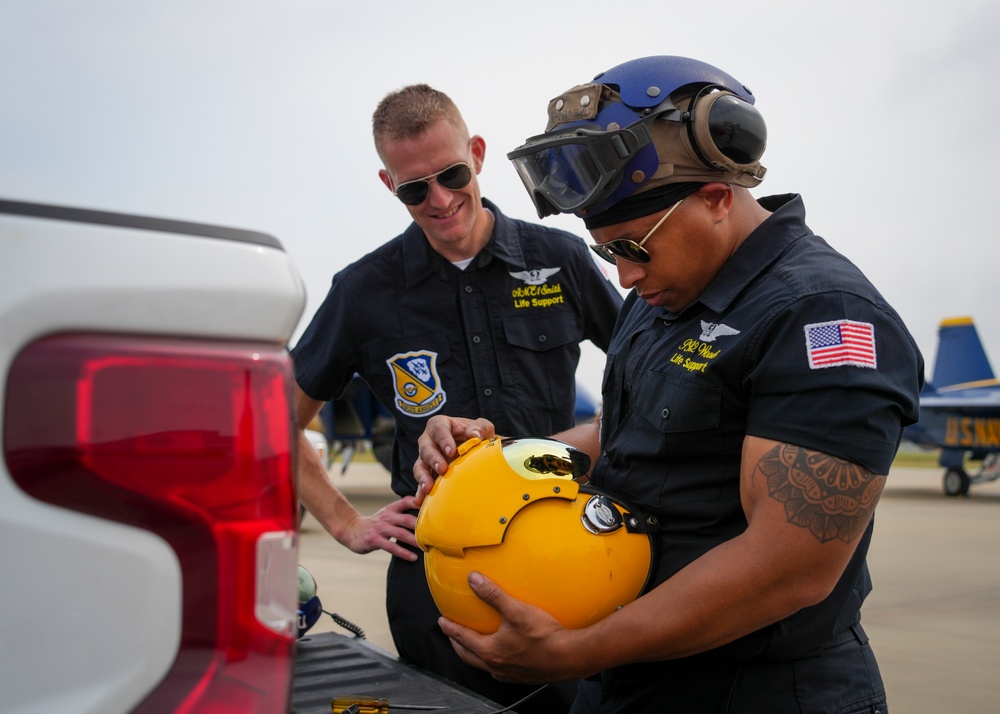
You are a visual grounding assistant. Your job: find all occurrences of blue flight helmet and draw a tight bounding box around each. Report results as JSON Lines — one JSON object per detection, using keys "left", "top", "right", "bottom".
{"left": 507, "top": 56, "right": 768, "bottom": 220}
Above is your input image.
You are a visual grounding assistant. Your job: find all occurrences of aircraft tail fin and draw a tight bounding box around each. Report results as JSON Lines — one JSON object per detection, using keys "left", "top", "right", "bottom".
{"left": 931, "top": 316, "right": 996, "bottom": 390}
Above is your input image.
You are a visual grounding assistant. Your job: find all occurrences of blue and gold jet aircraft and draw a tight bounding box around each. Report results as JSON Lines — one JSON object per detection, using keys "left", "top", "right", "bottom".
{"left": 902, "top": 316, "right": 1000, "bottom": 496}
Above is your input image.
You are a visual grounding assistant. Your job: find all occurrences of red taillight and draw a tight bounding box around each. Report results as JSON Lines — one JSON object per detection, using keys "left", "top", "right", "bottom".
{"left": 4, "top": 334, "right": 299, "bottom": 713}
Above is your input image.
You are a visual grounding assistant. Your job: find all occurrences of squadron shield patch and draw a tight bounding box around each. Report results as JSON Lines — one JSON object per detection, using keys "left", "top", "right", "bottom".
{"left": 386, "top": 350, "right": 447, "bottom": 416}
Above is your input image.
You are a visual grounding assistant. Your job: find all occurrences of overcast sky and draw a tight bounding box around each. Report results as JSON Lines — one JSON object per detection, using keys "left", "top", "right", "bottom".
{"left": 2, "top": 0, "right": 998, "bottom": 395}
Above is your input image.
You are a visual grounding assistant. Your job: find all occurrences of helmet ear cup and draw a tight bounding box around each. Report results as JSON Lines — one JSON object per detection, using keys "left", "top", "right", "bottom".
{"left": 688, "top": 88, "right": 767, "bottom": 173}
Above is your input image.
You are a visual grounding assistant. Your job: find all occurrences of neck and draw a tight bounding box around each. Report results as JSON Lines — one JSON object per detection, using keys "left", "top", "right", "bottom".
{"left": 439, "top": 205, "right": 494, "bottom": 262}
{"left": 730, "top": 190, "right": 772, "bottom": 249}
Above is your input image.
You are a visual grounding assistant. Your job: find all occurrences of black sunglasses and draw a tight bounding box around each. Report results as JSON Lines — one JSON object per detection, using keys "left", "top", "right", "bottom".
{"left": 392, "top": 162, "right": 473, "bottom": 206}
{"left": 589, "top": 199, "right": 684, "bottom": 265}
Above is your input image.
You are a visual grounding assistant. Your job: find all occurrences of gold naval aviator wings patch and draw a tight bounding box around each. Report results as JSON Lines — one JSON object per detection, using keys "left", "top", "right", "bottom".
{"left": 387, "top": 350, "right": 447, "bottom": 416}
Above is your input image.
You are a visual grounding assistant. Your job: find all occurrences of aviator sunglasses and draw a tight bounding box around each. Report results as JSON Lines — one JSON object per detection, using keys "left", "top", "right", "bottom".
{"left": 392, "top": 162, "right": 473, "bottom": 205}
{"left": 589, "top": 198, "right": 684, "bottom": 265}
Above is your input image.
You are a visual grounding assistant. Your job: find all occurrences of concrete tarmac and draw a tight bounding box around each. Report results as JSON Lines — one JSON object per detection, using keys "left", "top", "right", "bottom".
{"left": 299, "top": 461, "right": 1000, "bottom": 712}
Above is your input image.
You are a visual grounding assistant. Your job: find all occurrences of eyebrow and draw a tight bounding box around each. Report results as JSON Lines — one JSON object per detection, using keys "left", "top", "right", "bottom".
{"left": 396, "top": 159, "right": 467, "bottom": 185}
{"left": 600, "top": 225, "right": 647, "bottom": 243}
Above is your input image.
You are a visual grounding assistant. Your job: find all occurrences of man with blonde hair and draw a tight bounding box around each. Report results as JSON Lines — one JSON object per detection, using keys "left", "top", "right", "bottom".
{"left": 292, "top": 83, "right": 622, "bottom": 711}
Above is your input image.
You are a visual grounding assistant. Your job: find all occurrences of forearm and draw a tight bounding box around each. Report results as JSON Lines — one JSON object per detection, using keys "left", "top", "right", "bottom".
{"left": 445, "top": 528, "right": 820, "bottom": 685}
{"left": 568, "top": 536, "right": 814, "bottom": 672}
{"left": 297, "top": 430, "right": 362, "bottom": 545}
{"left": 549, "top": 440, "right": 874, "bottom": 674}
{"left": 443, "top": 441, "right": 882, "bottom": 683}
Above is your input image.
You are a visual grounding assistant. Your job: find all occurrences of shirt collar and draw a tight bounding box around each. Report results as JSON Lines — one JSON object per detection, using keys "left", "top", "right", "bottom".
{"left": 401, "top": 198, "right": 527, "bottom": 287}
{"left": 479, "top": 198, "right": 527, "bottom": 271}
{"left": 667, "top": 193, "right": 809, "bottom": 318}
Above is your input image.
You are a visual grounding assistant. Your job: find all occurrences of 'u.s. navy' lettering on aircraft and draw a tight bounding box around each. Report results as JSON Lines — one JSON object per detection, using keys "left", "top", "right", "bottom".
{"left": 509, "top": 267, "right": 565, "bottom": 309}
{"left": 943, "top": 416, "right": 1000, "bottom": 448}
{"left": 386, "top": 351, "right": 446, "bottom": 417}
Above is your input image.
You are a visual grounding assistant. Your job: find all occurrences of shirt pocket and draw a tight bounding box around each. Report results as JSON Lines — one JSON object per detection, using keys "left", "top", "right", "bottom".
{"left": 502, "top": 310, "right": 581, "bottom": 352}
{"left": 501, "top": 312, "right": 583, "bottom": 412}
{"left": 625, "top": 371, "right": 727, "bottom": 508}
{"left": 635, "top": 370, "right": 721, "bottom": 439}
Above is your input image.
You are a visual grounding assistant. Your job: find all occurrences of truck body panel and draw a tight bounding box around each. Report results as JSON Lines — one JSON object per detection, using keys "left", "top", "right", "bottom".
{"left": 1, "top": 200, "right": 305, "bottom": 713}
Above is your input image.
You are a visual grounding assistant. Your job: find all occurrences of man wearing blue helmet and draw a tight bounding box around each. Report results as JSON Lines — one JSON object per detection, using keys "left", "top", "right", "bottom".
{"left": 415, "top": 56, "right": 924, "bottom": 712}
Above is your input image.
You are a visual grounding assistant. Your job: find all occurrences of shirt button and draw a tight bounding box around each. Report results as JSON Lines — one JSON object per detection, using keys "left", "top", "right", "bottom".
{"left": 538, "top": 334, "right": 547, "bottom": 343}
{"left": 464, "top": 285, "right": 474, "bottom": 293}
{"left": 484, "top": 388, "right": 493, "bottom": 396}
{"left": 661, "top": 408, "right": 671, "bottom": 419}
{"left": 472, "top": 336, "right": 481, "bottom": 344}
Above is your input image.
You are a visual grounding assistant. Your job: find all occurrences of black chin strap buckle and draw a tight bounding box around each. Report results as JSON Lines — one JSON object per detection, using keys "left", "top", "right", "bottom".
{"left": 624, "top": 510, "right": 662, "bottom": 533}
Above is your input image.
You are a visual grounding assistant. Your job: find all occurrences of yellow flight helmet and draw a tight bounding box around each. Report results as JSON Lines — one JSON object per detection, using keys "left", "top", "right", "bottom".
{"left": 415, "top": 436, "right": 654, "bottom": 634}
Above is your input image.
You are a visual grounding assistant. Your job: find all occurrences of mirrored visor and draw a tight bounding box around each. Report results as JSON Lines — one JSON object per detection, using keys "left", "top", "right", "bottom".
{"left": 500, "top": 437, "right": 591, "bottom": 480}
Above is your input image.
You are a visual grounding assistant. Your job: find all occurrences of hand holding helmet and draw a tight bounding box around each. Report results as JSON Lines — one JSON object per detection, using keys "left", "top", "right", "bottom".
{"left": 413, "top": 414, "right": 497, "bottom": 490}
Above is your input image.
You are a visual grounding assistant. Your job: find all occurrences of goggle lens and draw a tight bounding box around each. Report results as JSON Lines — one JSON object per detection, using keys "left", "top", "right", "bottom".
{"left": 510, "top": 141, "right": 604, "bottom": 214}
{"left": 394, "top": 163, "right": 473, "bottom": 205}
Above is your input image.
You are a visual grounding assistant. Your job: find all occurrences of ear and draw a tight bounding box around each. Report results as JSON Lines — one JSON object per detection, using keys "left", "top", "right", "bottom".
{"left": 470, "top": 135, "right": 487, "bottom": 173}
{"left": 695, "top": 182, "right": 734, "bottom": 222}
{"left": 378, "top": 168, "right": 394, "bottom": 193}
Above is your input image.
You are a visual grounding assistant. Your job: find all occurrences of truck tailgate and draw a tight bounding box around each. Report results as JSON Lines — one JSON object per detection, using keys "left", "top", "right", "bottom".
{"left": 293, "top": 633, "right": 502, "bottom": 714}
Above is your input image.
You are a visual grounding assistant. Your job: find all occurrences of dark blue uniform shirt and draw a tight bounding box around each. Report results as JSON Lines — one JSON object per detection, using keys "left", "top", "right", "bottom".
{"left": 590, "top": 194, "right": 923, "bottom": 709}
{"left": 293, "top": 198, "right": 623, "bottom": 498}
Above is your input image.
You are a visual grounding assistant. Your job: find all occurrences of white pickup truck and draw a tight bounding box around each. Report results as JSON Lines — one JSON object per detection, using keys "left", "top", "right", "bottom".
{"left": 0, "top": 198, "right": 308, "bottom": 713}
{"left": 0, "top": 198, "right": 504, "bottom": 714}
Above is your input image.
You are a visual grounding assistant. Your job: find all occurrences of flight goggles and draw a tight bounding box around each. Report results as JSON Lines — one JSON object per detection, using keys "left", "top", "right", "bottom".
{"left": 392, "top": 162, "right": 473, "bottom": 205}
{"left": 507, "top": 101, "right": 663, "bottom": 219}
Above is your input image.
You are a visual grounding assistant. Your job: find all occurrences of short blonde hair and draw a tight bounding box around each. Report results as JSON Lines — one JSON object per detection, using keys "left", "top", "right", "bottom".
{"left": 372, "top": 84, "right": 468, "bottom": 160}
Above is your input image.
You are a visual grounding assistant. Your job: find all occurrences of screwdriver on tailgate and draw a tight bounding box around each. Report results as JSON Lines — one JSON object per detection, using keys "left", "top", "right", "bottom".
{"left": 331, "top": 696, "right": 445, "bottom": 713}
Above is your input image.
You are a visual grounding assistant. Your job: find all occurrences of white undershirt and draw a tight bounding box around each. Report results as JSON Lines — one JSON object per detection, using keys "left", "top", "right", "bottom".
{"left": 450, "top": 207, "right": 494, "bottom": 271}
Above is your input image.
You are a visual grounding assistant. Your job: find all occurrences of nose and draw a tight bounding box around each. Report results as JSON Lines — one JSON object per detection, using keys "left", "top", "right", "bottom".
{"left": 614, "top": 259, "right": 644, "bottom": 290}
{"left": 425, "top": 177, "right": 455, "bottom": 208}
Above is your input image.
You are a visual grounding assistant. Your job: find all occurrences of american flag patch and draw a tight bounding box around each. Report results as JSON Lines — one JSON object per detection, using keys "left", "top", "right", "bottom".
{"left": 804, "top": 319, "right": 877, "bottom": 369}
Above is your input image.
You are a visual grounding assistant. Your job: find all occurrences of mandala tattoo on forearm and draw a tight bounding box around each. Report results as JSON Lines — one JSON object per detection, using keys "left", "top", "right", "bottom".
{"left": 758, "top": 444, "right": 884, "bottom": 543}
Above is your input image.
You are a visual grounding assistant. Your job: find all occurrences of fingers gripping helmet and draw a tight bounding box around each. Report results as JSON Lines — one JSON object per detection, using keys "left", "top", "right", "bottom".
{"left": 507, "top": 55, "right": 767, "bottom": 219}
{"left": 415, "top": 436, "right": 653, "bottom": 634}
